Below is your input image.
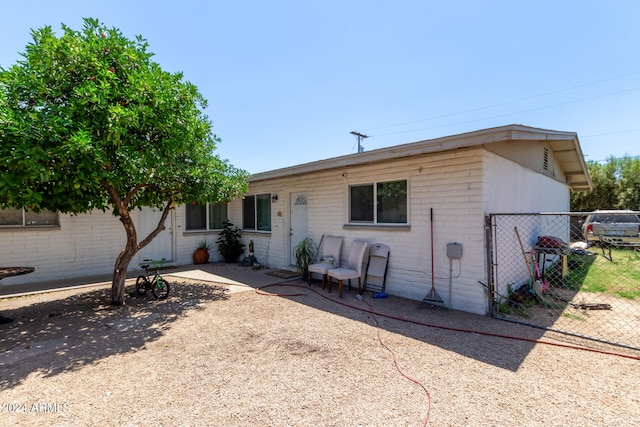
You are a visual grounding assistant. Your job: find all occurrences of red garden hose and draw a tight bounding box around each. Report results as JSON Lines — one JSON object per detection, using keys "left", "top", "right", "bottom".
{"left": 256, "top": 282, "right": 640, "bottom": 426}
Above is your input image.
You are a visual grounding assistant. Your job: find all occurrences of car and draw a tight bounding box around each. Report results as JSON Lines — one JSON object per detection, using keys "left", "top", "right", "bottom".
{"left": 581, "top": 210, "right": 640, "bottom": 246}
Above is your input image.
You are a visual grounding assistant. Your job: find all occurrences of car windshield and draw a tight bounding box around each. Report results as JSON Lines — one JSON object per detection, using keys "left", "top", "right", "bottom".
{"left": 591, "top": 214, "right": 640, "bottom": 223}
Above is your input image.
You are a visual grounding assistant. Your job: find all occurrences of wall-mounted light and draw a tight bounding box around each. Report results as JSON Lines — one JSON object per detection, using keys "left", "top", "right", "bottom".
{"left": 271, "top": 194, "right": 278, "bottom": 202}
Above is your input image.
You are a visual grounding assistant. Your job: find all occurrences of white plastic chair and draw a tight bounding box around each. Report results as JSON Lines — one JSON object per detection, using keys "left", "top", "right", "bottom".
{"left": 307, "top": 236, "right": 343, "bottom": 288}
{"left": 327, "top": 240, "right": 369, "bottom": 298}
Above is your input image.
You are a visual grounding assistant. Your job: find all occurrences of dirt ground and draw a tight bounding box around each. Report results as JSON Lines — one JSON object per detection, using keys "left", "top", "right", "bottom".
{"left": 1, "top": 272, "right": 639, "bottom": 426}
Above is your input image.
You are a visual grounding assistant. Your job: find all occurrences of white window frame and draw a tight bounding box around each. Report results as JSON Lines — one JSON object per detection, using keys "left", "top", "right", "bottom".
{"left": 185, "top": 202, "right": 228, "bottom": 231}
{"left": 0, "top": 207, "right": 59, "bottom": 228}
{"left": 348, "top": 179, "right": 408, "bottom": 225}
{"left": 242, "top": 194, "right": 271, "bottom": 232}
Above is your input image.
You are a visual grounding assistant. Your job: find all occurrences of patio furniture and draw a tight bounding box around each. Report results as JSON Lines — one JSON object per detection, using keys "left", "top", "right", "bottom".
{"left": 364, "top": 243, "right": 390, "bottom": 294}
{"left": 327, "top": 240, "right": 368, "bottom": 298}
{"left": 307, "top": 235, "right": 343, "bottom": 289}
{"left": 0, "top": 266, "right": 35, "bottom": 324}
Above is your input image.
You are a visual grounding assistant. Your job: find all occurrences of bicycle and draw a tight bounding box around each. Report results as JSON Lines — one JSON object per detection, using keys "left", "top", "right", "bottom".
{"left": 136, "top": 258, "right": 170, "bottom": 300}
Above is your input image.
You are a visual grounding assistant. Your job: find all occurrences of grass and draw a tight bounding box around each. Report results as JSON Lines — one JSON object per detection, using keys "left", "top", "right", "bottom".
{"left": 495, "top": 246, "right": 640, "bottom": 319}
{"left": 563, "top": 247, "right": 640, "bottom": 300}
{"left": 494, "top": 284, "right": 536, "bottom": 317}
{"left": 561, "top": 312, "right": 586, "bottom": 321}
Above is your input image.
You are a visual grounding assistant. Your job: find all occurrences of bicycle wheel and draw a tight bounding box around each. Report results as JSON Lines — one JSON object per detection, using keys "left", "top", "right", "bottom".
{"left": 136, "top": 275, "right": 149, "bottom": 295}
{"left": 152, "top": 278, "right": 170, "bottom": 300}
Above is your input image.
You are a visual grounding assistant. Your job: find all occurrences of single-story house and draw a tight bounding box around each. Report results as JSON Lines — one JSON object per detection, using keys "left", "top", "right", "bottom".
{"left": 238, "top": 124, "right": 591, "bottom": 314}
{"left": 0, "top": 124, "right": 591, "bottom": 315}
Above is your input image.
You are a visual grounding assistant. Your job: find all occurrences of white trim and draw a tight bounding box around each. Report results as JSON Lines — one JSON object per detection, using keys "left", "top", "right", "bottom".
{"left": 250, "top": 124, "right": 591, "bottom": 192}
{"left": 346, "top": 178, "right": 409, "bottom": 226}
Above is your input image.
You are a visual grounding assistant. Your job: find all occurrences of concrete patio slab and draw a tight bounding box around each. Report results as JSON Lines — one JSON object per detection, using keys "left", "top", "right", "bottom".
{"left": 0, "top": 263, "right": 297, "bottom": 299}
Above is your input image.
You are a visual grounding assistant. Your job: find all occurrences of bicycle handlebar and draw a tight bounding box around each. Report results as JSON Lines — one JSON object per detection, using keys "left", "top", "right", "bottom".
{"left": 142, "top": 258, "right": 166, "bottom": 268}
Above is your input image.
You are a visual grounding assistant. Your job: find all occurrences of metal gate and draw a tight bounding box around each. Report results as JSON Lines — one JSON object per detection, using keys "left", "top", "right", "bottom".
{"left": 487, "top": 213, "right": 640, "bottom": 355}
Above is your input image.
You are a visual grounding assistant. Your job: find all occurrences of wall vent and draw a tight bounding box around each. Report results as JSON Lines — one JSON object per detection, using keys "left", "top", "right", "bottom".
{"left": 543, "top": 147, "right": 549, "bottom": 171}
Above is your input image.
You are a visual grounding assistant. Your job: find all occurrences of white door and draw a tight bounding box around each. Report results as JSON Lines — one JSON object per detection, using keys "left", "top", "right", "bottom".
{"left": 290, "top": 192, "right": 308, "bottom": 265}
{"left": 138, "top": 208, "right": 173, "bottom": 261}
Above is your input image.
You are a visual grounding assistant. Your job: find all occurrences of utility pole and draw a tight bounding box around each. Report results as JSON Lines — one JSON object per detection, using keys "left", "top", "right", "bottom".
{"left": 350, "top": 131, "right": 368, "bottom": 153}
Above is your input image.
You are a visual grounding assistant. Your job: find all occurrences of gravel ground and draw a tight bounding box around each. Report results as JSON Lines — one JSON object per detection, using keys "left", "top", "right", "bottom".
{"left": 1, "top": 275, "right": 639, "bottom": 426}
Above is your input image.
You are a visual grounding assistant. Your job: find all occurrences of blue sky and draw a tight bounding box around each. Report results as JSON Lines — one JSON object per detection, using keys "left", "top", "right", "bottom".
{"left": 2, "top": 1, "right": 639, "bottom": 173}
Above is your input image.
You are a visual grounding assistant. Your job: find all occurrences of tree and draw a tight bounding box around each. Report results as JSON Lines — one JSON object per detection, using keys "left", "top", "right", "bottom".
{"left": 570, "top": 156, "right": 640, "bottom": 211}
{"left": 616, "top": 156, "right": 640, "bottom": 210}
{"left": 0, "top": 18, "right": 248, "bottom": 305}
{"left": 570, "top": 159, "right": 619, "bottom": 211}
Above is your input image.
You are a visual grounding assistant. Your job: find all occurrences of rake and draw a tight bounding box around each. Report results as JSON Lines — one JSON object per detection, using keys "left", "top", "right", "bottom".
{"left": 420, "top": 208, "right": 445, "bottom": 307}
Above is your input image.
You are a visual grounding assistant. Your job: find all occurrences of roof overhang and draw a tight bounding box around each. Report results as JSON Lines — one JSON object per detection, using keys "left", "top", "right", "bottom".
{"left": 500, "top": 125, "right": 592, "bottom": 191}
{"left": 250, "top": 124, "right": 592, "bottom": 192}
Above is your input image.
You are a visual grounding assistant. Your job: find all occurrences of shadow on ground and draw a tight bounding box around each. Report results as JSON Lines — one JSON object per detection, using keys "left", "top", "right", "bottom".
{"left": 0, "top": 280, "right": 227, "bottom": 390}
{"left": 255, "top": 279, "right": 638, "bottom": 369}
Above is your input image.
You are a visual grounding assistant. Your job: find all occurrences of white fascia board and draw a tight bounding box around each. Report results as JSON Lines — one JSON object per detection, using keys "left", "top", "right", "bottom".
{"left": 249, "top": 124, "right": 588, "bottom": 187}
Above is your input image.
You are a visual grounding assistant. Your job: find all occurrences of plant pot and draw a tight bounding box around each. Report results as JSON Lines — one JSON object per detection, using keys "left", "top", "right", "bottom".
{"left": 223, "top": 252, "right": 242, "bottom": 263}
{"left": 193, "top": 248, "right": 209, "bottom": 264}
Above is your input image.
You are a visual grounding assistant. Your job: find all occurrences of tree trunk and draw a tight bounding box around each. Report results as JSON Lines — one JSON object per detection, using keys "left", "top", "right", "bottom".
{"left": 111, "top": 242, "right": 137, "bottom": 306}
{"left": 102, "top": 179, "right": 174, "bottom": 306}
{"left": 111, "top": 215, "right": 138, "bottom": 306}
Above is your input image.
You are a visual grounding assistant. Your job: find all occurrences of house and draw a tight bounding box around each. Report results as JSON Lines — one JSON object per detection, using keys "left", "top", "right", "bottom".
{"left": 0, "top": 124, "right": 591, "bottom": 315}
{"left": 232, "top": 124, "right": 591, "bottom": 315}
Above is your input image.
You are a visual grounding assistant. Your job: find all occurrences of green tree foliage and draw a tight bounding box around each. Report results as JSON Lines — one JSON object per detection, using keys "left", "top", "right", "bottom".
{"left": 571, "top": 156, "right": 640, "bottom": 211}
{"left": 0, "top": 18, "right": 248, "bottom": 304}
{"left": 617, "top": 156, "right": 640, "bottom": 209}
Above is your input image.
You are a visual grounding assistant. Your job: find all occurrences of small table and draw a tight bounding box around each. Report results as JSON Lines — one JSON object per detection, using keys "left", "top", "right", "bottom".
{"left": 0, "top": 266, "right": 35, "bottom": 324}
{"left": 533, "top": 246, "right": 569, "bottom": 279}
{"left": 0, "top": 267, "right": 35, "bottom": 281}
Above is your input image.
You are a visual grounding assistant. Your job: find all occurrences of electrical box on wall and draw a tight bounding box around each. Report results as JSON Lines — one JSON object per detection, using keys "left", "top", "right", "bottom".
{"left": 447, "top": 242, "right": 463, "bottom": 259}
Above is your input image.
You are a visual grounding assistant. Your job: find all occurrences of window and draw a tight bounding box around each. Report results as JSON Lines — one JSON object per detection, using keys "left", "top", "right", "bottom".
{"left": 350, "top": 185, "right": 374, "bottom": 222}
{"left": 243, "top": 194, "right": 271, "bottom": 231}
{"left": 208, "top": 203, "right": 228, "bottom": 230}
{"left": 349, "top": 180, "right": 407, "bottom": 224}
{"left": 185, "top": 202, "right": 228, "bottom": 231}
{"left": 0, "top": 207, "right": 59, "bottom": 227}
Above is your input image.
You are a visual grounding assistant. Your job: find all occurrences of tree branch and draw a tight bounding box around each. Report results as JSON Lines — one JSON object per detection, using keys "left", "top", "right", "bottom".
{"left": 101, "top": 179, "right": 128, "bottom": 216}
{"left": 123, "top": 183, "right": 148, "bottom": 207}
{"left": 137, "top": 197, "right": 174, "bottom": 250}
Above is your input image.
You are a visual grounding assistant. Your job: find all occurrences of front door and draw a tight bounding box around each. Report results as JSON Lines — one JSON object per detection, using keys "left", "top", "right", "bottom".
{"left": 138, "top": 208, "right": 173, "bottom": 262}
{"left": 290, "top": 192, "right": 308, "bottom": 266}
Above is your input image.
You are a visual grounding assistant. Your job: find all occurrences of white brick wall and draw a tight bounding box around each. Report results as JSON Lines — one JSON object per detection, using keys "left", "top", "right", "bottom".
{"left": 2, "top": 208, "right": 177, "bottom": 285}
{"left": 234, "top": 148, "right": 492, "bottom": 314}
{"left": 231, "top": 147, "right": 571, "bottom": 315}
{"left": 0, "top": 210, "right": 125, "bottom": 285}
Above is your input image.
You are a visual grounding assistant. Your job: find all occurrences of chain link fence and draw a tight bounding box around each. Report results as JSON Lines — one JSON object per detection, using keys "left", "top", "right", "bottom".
{"left": 487, "top": 213, "right": 640, "bottom": 355}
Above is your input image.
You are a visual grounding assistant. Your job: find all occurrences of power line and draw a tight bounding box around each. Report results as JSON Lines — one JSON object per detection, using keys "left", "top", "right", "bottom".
{"left": 582, "top": 128, "right": 640, "bottom": 138}
{"left": 363, "top": 71, "right": 640, "bottom": 134}
{"left": 369, "top": 86, "right": 640, "bottom": 139}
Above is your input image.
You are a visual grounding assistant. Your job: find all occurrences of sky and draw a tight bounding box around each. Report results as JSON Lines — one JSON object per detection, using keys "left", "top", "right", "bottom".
{"left": 1, "top": 1, "right": 639, "bottom": 174}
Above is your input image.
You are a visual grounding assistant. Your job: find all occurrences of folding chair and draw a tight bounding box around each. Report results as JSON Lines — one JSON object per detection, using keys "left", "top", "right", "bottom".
{"left": 364, "top": 243, "right": 390, "bottom": 294}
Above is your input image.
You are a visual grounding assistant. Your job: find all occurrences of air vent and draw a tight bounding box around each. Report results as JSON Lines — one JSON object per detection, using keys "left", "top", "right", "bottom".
{"left": 543, "top": 147, "right": 549, "bottom": 171}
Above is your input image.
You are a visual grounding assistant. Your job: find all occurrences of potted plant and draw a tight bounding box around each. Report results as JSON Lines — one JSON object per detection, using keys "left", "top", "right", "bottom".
{"left": 216, "top": 220, "right": 245, "bottom": 263}
{"left": 294, "top": 237, "right": 317, "bottom": 281}
{"left": 193, "top": 240, "right": 212, "bottom": 264}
